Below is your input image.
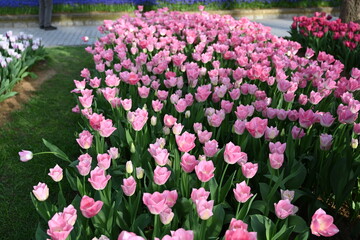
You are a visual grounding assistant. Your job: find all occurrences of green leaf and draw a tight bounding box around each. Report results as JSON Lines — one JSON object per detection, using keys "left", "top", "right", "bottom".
{"left": 65, "top": 169, "right": 78, "bottom": 191}
{"left": 133, "top": 213, "right": 152, "bottom": 231}
{"left": 250, "top": 214, "right": 275, "bottom": 240}
{"left": 284, "top": 161, "right": 306, "bottom": 189}
{"left": 219, "top": 170, "right": 236, "bottom": 203}
{"left": 288, "top": 215, "right": 308, "bottom": 233}
{"left": 205, "top": 204, "right": 225, "bottom": 239}
{"left": 35, "top": 223, "right": 48, "bottom": 240}
{"left": 42, "top": 138, "right": 71, "bottom": 162}
{"left": 250, "top": 200, "right": 267, "bottom": 215}
{"left": 259, "top": 183, "right": 270, "bottom": 201}
{"left": 237, "top": 194, "right": 257, "bottom": 219}
{"left": 209, "top": 177, "right": 219, "bottom": 202}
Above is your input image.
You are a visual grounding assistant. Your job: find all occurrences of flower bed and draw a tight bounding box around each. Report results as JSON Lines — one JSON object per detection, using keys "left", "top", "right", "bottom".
{"left": 22, "top": 7, "right": 359, "bottom": 240}
{"left": 290, "top": 12, "right": 360, "bottom": 72}
{"left": 0, "top": 31, "right": 44, "bottom": 102}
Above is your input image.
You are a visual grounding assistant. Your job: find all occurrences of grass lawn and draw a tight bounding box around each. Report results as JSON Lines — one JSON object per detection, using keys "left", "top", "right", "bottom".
{"left": 0, "top": 46, "right": 92, "bottom": 240}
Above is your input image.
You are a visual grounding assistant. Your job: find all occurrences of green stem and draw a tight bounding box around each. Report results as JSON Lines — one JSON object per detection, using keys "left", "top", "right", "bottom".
{"left": 153, "top": 214, "right": 160, "bottom": 239}
{"left": 33, "top": 152, "right": 58, "bottom": 156}
{"left": 235, "top": 202, "right": 241, "bottom": 219}
{"left": 218, "top": 163, "right": 229, "bottom": 203}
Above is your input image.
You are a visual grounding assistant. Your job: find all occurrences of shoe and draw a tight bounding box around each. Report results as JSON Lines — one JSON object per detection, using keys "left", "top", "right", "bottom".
{"left": 40, "top": 25, "right": 44, "bottom": 29}
{"left": 44, "top": 26, "right": 57, "bottom": 31}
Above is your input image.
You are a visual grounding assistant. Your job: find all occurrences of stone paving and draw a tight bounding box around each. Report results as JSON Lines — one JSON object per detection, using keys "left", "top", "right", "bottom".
{"left": 0, "top": 18, "right": 292, "bottom": 47}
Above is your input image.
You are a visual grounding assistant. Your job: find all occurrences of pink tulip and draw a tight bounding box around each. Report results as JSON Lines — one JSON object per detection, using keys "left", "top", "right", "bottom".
{"left": 79, "top": 95, "right": 94, "bottom": 108}
{"left": 174, "top": 98, "right": 188, "bottom": 113}
{"left": 197, "top": 130, "right": 212, "bottom": 144}
{"left": 163, "top": 190, "right": 178, "bottom": 208}
{"left": 121, "top": 176, "right": 137, "bottom": 196}
{"left": 142, "top": 192, "right": 168, "bottom": 215}
{"left": 310, "top": 208, "right": 339, "bottom": 237}
{"left": 176, "top": 131, "right": 196, "bottom": 153}
{"left": 152, "top": 100, "right": 164, "bottom": 112}
{"left": 77, "top": 153, "right": 92, "bottom": 176}
{"left": 163, "top": 114, "right": 177, "bottom": 128}
{"left": 274, "top": 199, "right": 298, "bottom": 219}
{"left": 19, "top": 150, "right": 33, "bottom": 162}
{"left": 195, "top": 84, "right": 212, "bottom": 102}
{"left": 291, "top": 126, "right": 305, "bottom": 139}
{"left": 97, "top": 153, "right": 111, "bottom": 170}
{"left": 172, "top": 123, "right": 184, "bottom": 135}
{"left": 160, "top": 229, "right": 194, "bottom": 240}
{"left": 245, "top": 117, "right": 268, "bottom": 138}
{"left": 229, "top": 218, "right": 248, "bottom": 230}
{"left": 81, "top": 68, "right": 90, "bottom": 79}
{"left": 203, "top": 139, "right": 219, "bottom": 157}
{"left": 153, "top": 166, "right": 171, "bottom": 185}
{"left": 118, "top": 231, "right": 144, "bottom": 240}
{"left": 265, "top": 126, "right": 279, "bottom": 140}
{"left": 241, "top": 162, "right": 258, "bottom": 179}
{"left": 320, "top": 134, "right": 333, "bottom": 150}
{"left": 76, "top": 130, "right": 93, "bottom": 149}
{"left": 80, "top": 195, "right": 103, "bottom": 218}
{"left": 225, "top": 228, "right": 257, "bottom": 240}
{"left": 121, "top": 99, "right": 132, "bottom": 111}
{"left": 88, "top": 167, "right": 111, "bottom": 190}
{"left": 159, "top": 207, "right": 174, "bottom": 225}
{"left": 138, "top": 86, "right": 150, "bottom": 98}
{"left": 298, "top": 108, "right": 316, "bottom": 128}
{"left": 269, "top": 153, "right": 284, "bottom": 169}
{"left": 98, "top": 119, "right": 116, "bottom": 137}
{"left": 233, "top": 181, "right": 253, "bottom": 203}
{"left": 224, "top": 142, "right": 247, "bottom": 165}
{"left": 269, "top": 142, "right": 286, "bottom": 154}
{"left": 108, "top": 147, "right": 119, "bottom": 159}
{"left": 319, "top": 112, "right": 335, "bottom": 127}
{"left": 49, "top": 164, "right": 63, "bottom": 182}
{"left": 47, "top": 213, "right": 74, "bottom": 240}
{"left": 280, "top": 189, "right": 295, "bottom": 201}
{"left": 193, "top": 122, "right": 202, "bottom": 132}
{"left": 180, "top": 153, "right": 199, "bottom": 173}
{"left": 191, "top": 187, "right": 210, "bottom": 203}
{"left": 89, "top": 113, "right": 105, "bottom": 131}
{"left": 354, "top": 123, "right": 360, "bottom": 135}
{"left": 32, "top": 182, "right": 49, "bottom": 201}
{"left": 233, "top": 120, "right": 246, "bottom": 135}
{"left": 221, "top": 100, "right": 234, "bottom": 113}
{"left": 196, "top": 199, "right": 214, "bottom": 220}
{"left": 195, "top": 160, "right": 215, "bottom": 182}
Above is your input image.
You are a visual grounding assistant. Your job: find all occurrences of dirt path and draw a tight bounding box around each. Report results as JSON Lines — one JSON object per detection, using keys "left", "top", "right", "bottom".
{"left": 0, "top": 61, "right": 56, "bottom": 126}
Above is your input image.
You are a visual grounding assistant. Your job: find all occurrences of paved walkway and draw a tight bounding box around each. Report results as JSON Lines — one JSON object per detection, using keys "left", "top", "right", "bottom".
{"left": 0, "top": 19, "right": 292, "bottom": 47}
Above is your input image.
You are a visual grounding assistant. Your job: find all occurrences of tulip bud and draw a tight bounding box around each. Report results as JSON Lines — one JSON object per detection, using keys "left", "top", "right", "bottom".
{"left": 126, "top": 161, "right": 133, "bottom": 174}
{"left": 185, "top": 110, "right": 191, "bottom": 118}
{"left": 130, "top": 143, "right": 136, "bottom": 153}
{"left": 198, "top": 155, "right": 206, "bottom": 161}
{"left": 351, "top": 138, "right": 358, "bottom": 149}
{"left": 151, "top": 116, "right": 157, "bottom": 126}
{"left": 163, "top": 126, "right": 170, "bottom": 135}
{"left": 136, "top": 167, "right": 144, "bottom": 179}
{"left": 32, "top": 182, "right": 49, "bottom": 201}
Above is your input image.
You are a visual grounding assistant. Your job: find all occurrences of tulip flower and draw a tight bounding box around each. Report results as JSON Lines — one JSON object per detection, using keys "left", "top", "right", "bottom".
{"left": 80, "top": 195, "right": 103, "bottom": 218}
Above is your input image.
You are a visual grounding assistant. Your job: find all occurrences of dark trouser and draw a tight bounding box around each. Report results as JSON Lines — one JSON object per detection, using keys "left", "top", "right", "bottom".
{"left": 39, "top": 0, "right": 53, "bottom": 27}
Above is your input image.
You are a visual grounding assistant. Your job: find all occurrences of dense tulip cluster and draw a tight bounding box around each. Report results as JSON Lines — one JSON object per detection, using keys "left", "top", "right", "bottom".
{"left": 23, "top": 6, "right": 360, "bottom": 239}
{"left": 0, "top": 31, "right": 44, "bottom": 102}
{"left": 291, "top": 12, "right": 360, "bottom": 71}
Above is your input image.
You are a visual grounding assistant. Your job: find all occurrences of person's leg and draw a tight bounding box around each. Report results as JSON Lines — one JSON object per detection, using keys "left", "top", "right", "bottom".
{"left": 44, "top": 0, "right": 53, "bottom": 27}
{"left": 39, "top": 0, "right": 45, "bottom": 28}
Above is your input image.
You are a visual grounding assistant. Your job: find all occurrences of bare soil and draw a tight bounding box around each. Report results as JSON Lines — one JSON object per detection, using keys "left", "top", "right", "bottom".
{"left": 0, "top": 61, "right": 56, "bottom": 126}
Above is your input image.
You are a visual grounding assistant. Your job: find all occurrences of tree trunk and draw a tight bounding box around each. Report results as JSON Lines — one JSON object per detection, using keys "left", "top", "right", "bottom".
{"left": 340, "top": 0, "right": 360, "bottom": 23}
